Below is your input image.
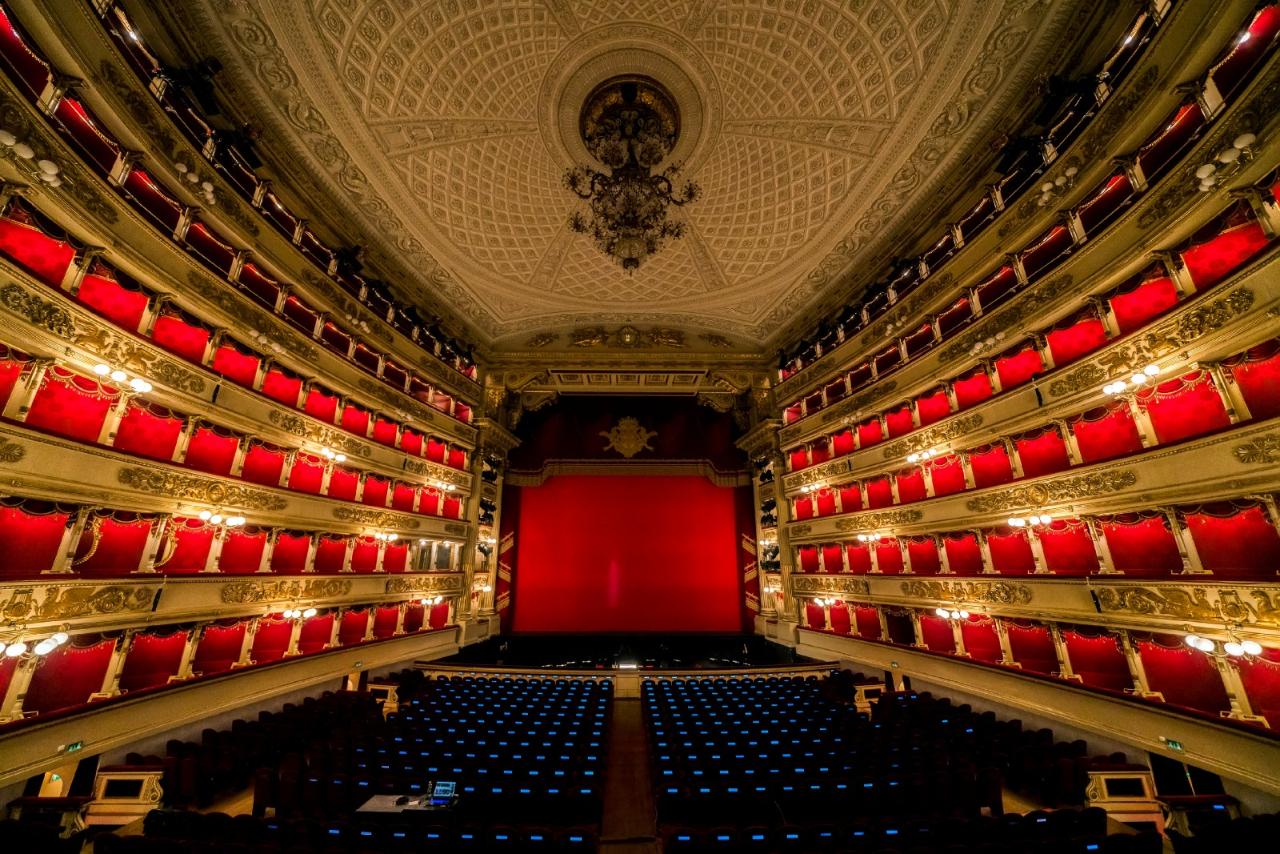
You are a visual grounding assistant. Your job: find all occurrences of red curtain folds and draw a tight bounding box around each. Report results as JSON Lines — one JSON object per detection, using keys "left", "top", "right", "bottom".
{"left": 1181, "top": 218, "right": 1270, "bottom": 291}
{"left": 832, "top": 429, "right": 855, "bottom": 456}
{"left": 426, "top": 437, "right": 447, "bottom": 463}
{"left": 1183, "top": 502, "right": 1280, "bottom": 579}
{"left": 1037, "top": 519, "right": 1099, "bottom": 576}
{"left": 0, "top": 207, "right": 75, "bottom": 286}
{"left": 1099, "top": 513, "right": 1182, "bottom": 575}
{"left": 113, "top": 400, "right": 183, "bottom": 462}
{"left": 304, "top": 387, "right": 340, "bottom": 423}
{"left": 1137, "top": 372, "right": 1231, "bottom": 445}
{"left": 1225, "top": 340, "right": 1280, "bottom": 420}
{"left": 25, "top": 368, "right": 117, "bottom": 443}
{"left": 260, "top": 367, "right": 303, "bottom": 407}
{"left": 154, "top": 518, "right": 213, "bottom": 574}
{"left": 1136, "top": 637, "right": 1230, "bottom": 714}
{"left": 371, "top": 417, "right": 398, "bottom": 447}
{"left": 810, "top": 441, "right": 830, "bottom": 466}
{"left": 1006, "top": 623, "right": 1057, "bottom": 674}
{"left": 885, "top": 405, "right": 913, "bottom": 438}
{"left": 920, "top": 615, "right": 956, "bottom": 653}
{"left": 418, "top": 489, "right": 441, "bottom": 516}
{"left": 118, "top": 630, "right": 187, "bottom": 692}
{"left": 391, "top": 483, "right": 417, "bottom": 513}
{"left": 362, "top": 476, "right": 390, "bottom": 507}
{"left": 962, "top": 618, "right": 1003, "bottom": 663}
{"left": 340, "top": 403, "right": 371, "bottom": 436}
{"left": 942, "top": 533, "right": 984, "bottom": 576}
{"left": 987, "top": 528, "right": 1036, "bottom": 575}
{"left": 327, "top": 466, "right": 360, "bottom": 502}
{"left": 23, "top": 636, "right": 116, "bottom": 714}
{"left": 821, "top": 543, "right": 843, "bottom": 574}
{"left": 829, "top": 603, "right": 852, "bottom": 635}
{"left": 218, "top": 528, "right": 267, "bottom": 574}
{"left": 804, "top": 603, "right": 825, "bottom": 630}
{"left": 857, "top": 418, "right": 883, "bottom": 448}
{"left": 429, "top": 601, "right": 451, "bottom": 629}
{"left": 443, "top": 495, "right": 463, "bottom": 519}
{"left": 798, "top": 545, "right": 819, "bottom": 574}
{"left": 0, "top": 499, "right": 70, "bottom": 577}
{"left": 183, "top": 424, "right": 240, "bottom": 476}
{"left": 1063, "top": 630, "right": 1131, "bottom": 692}
{"left": 383, "top": 542, "right": 408, "bottom": 573}
{"left": 210, "top": 343, "right": 261, "bottom": 388}
{"left": 815, "top": 489, "right": 836, "bottom": 517}
{"left": 1071, "top": 403, "right": 1144, "bottom": 464}
{"left": 400, "top": 429, "right": 424, "bottom": 457}
{"left": 793, "top": 497, "right": 813, "bottom": 520}
{"left": 350, "top": 538, "right": 379, "bottom": 573}
{"left": 968, "top": 444, "right": 1013, "bottom": 489}
{"left": 74, "top": 513, "right": 152, "bottom": 576}
{"left": 1013, "top": 426, "right": 1071, "bottom": 479}
{"left": 192, "top": 621, "right": 246, "bottom": 675}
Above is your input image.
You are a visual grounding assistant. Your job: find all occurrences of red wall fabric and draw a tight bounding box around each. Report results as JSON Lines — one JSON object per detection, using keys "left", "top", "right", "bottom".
{"left": 1238, "top": 652, "right": 1280, "bottom": 730}
{"left": 150, "top": 312, "right": 211, "bottom": 364}
{"left": 839, "top": 484, "right": 862, "bottom": 513}
{"left": 113, "top": 402, "right": 182, "bottom": 462}
{"left": 218, "top": 529, "right": 267, "bottom": 574}
{"left": 512, "top": 476, "right": 744, "bottom": 633}
{"left": 1137, "top": 639, "right": 1230, "bottom": 714}
{"left": 1109, "top": 275, "right": 1179, "bottom": 334}
{"left": 1007, "top": 623, "right": 1057, "bottom": 674}
{"left": 1226, "top": 340, "right": 1280, "bottom": 420}
{"left": 241, "top": 443, "right": 286, "bottom": 486}
{"left": 1100, "top": 515, "right": 1182, "bottom": 575}
{"left": 853, "top": 606, "right": 882, "bottom": 640}
{"left": 373, "top": 606, "right": 400, "bottom": 639}
{"left": 0, "top": 213, "right": 75, "bottom": 286}
{"left": 193, "top": 622, "right": 246, "bottom": 674}
{"left": 995, "top": 345, "right": 1043, "bottom": 389}
{"left": 952, "top": 369, "right": 993, "bottom": 410}
{"left": 832, "top": 429, "right": 855, "bottom": 456}
{"left": 1038, "top": 521, "right": 1099, "bottom": 576}
{"left": 1014, "top": 427, "right": 1070, "bottom": 479}
{"left": 916, "top": 389, "right": 951, "bottom": 426}
{"left": 906, "top": 538, "right": 941, "bottom": 575}
{"left": 1046, "top": 315, "right": 1108, "bottom": 366}
{"left": 969, "top": 444, "right": 1013, "bottom": 489}
{"left": 885, "top": 406, "right": 913, "bottom": 438}
{"left": 429, "top": 601, "right": 451, "bottom": 629}
{"left": 154, "top": 519, "right": 213, "bottom": 574}
{"left": 943, "top": 533, "right": 984, "bottom": 576}
{"left": 77, "top": 272, "right": 149, "bottom": 331}
{"left": 845, "top": 543, "right": 872, "bottom": 574}
{"left": 1138, "top": 373, "right": 1231, "bottom": 445}
{"left": 26, "top": 371, "right": 115, "bottom": 443}
{"left": 962, "top": 618, "right": 1002, "bottom": 663}
{"left": 0, "top": 502, "right": 69, "bottom": 577}
{"left": 857, "top": 418, "right": 883, "bottom": 447}
{"left": 251, "top": 619, "right": 292, "bottom": 663}
{"left": 1184, "top": 504, "right": 1280, "bottom": 579}
{"left": 1064, "top": 631, "right": 1131, "bottom": 692}
{"left": 24, "top": 637, "right": 115, "bottom": 714}
{"left": 1181, "top": 220, "right": 1270, "bottom": 290}
{"left": 305, "top": 387, "right": 340, "bottom": 423}
{"left": 895, "top": 468, "right": 927, "bottom": 504}
{"left": 402, "top": 603, "right": 425, "bottom": 634}
{"left": 75, "top": 515, "right": 152, "bottom": 576}
{"left": 866, "top": 477, "right": 894, "bottom": 509}
{"left": 339, "top": 610, "right": 370, "bottom": 645}
{"left": 350, "top": 539, "right": 379, "bottom": 573}
{"left": 1071, "top": 404, "right": 1143, "bottom": 464}
{"left": 287, "top": 454, "right": 325, "bottom": 494}
{"left": 874, "top": 540, "right": 904, "bottom": 575}
{"left": 928, "top": 456, "right": 967, "bottom": 497}
{"left": 987, "top": 528, "right": 1035, "bottom": 575}
{"left": 298, "top": 613, "right": 334, "bottom": 654}
{"left": 314, "top": 537, "right": 348, "bottom": 573}
{"left": 119, "top": 630, "right": 187, "bottom": 692}
{"left": 815, "top": 489, "right": 836, "bottom": 517}
{"left": 269, "top": 532, "right": 311, "bottom": 574}
{"left": 821, "top": 544, "right": 843, "bottom": 573}
{"left": 184, "top": 425, "right": 239, "bottom": 476}
{"left": 210, "top": 344, "right": 260, "bottom": 388}
{"left": 920, "top": 615, "right": 956, "bottom": 653}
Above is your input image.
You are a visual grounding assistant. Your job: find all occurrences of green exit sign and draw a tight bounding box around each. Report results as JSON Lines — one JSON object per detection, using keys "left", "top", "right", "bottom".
{"left": 1165, "top": 739, "right": 1184, "bottom": 752}
{"left": 64, "top": 741, "right": 83, "bottom": 754}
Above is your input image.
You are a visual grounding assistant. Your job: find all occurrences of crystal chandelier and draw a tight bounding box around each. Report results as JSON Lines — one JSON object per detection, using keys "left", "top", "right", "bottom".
{"left": 564, "top": 77, "right": 698, "bottom": 272}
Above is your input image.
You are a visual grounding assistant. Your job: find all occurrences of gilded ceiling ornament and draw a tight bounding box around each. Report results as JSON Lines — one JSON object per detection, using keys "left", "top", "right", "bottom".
{"left": 600, "top": 417, "right": 657, "bottom": 458}
{"left": 700, "top": 333, "right": 732, "bottom": 349}
{"left": 525, "top": 332, "right": 559, "bottom": 348}
{"left": 963, "top": 470, "right": 1136, "bottom": 514}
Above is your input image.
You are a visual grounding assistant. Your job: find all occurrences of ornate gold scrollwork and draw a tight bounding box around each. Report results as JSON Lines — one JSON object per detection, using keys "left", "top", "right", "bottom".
{"left": 964, "top": 470, "right": 1136, "bottom": 514}
{"left": 833, "top": 509, "right": 924, "bottom": 532}
{"left": 267, "top": 410, "right": 370, "bottom": 457}
{"left": 881, "top": 413, "right": 983, "bottom": 460}
{"left": 1233, "top": 433, "right": 1280, "bottom": 465}
{"left": 220, "top": 578, "right": 353, "bottom": 605}
{"left": 791, "top": 575, "right": 870, "bottom": 596}
{"left": 600, "top": 417, "right": 657, "bottom": 458}
{"left": 118, "top": 467, "right": 289, "bottom": 511}
{"left": 332, "top": 507, "right": 421, "bottom": 529}
{"left": 1094, "top": 584, "right": 1280, "bottom": 628}
{"left": 0, "top": 584, "right": 157, "bottom": 623}
{"left": 0, "top": 435, "right": 26, "bottom": 463}
{"left": 385, "top": 575, "right": 463, "bottom": 595}
{"left": 900, "top": 579, "right": 1033, "bottom": 606}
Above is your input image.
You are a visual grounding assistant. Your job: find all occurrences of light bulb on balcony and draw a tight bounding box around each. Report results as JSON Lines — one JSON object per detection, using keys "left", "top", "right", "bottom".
{"left": 334, "top": 454, "right": 346, "bottom": 463}
{"left": 1217, "top": 147, "right": 1242, "bottom": 164}
{"left": 1233, "top": 132, "right": 1256, "bottom": 150}
{"left": 209, "top": 514, "right": 223, "bottom": 525}
{"left": 1197, "top": 637, "right": 1216, "bottom": 653}
{"left": 303, "top": 607, "right": 317, "bottom": 618}
{"left": 51, "top": 632, "right": 68, "bottom": 645}
{"left": 1130, "top": 373, "right": 1148, "bottom": 385}
{"left": 128, "top": 378, "right": 152, "bottom": 393}
{"left": 1223, "top": 641, "right": 1245, "bottom": 657}
{"left": 199, "top": 510, "right": 213, "bottom": 521}
{"left": 388, "top": 533, "right": 398, "bottom": 541}
{"left": 1241, "top": 640, "right": 1262, "bottom": 656}
{"left": 1143, "top": 365, "right": 1159, "bottom": 377}
{"left": 907, "top": 453, "right": 919, "bottom": 463}
{"left": 5, "top": 641, "right": 27, "bottom": 657}
{"left": 34, "top": 639, "right": 57, "bottom": 655}
{"left": 935, "top": 607, "right": 948, "bottom": 618}
{"left": 109, "top": 369, "right": 127, "bottom": 383}
{"left": 93, "top": 363, "right": 111, "bottom": 376}
{"left": 1038, "top": 514, "right": 1053, "bottom": 525}
{"left": 1237, "top": 31, "right": 1251, "bottom": 44}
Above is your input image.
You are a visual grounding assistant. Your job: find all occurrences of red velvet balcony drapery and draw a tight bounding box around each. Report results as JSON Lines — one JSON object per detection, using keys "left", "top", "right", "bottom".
{"left": 1225, "top": 339, "right": 1280, "bottom": 420}
{"left": 1063, "top": 629, "right": 1131, "bottom": 692}
{"left": 23, "top": 636, "right": 116, "bottom": 715}
{"left": 1070, "top": 403, "right": 1143, "bottom": 464}
{"left": 1183, "top": 502, "right": 1280, "bottom": 579}
{"left": 1006, "top": 622, "right": 1057, "bottom": 674}
{"left": 920, "top": 615, "right": 956, "bottom": 654}
{"left": 853, "top": 605, "right": 882, "bottom": 640}
{"left": 298, "top": 613, "right": 334, "bottom": 655}
{"left": 117, "top": 629, "right": 187, "bottom": 692}
{"left": 1099, "top": 513, "right": 1182, "bottom": 576}
{"left": 77, "top": 265, "right": 149, "bottom": 331}
{"left": 192, "top": 621, "right": 247, "bottom": 675}
{"left": 25, "top": 368, "right": 118, "bottom": 443}
{"left": 1136, "top": 372, "right": 1231, "bottom": 445}
{"left": 1238, "top": 651, "right": 1280, "bottom": 730}
{"left": 74, "top": 512, "right": 153, "bottom": 577}
{"left": 845, "top": 543, "right": 872, "bottom": 575}
{"left": 154, "top": 518, "right": 214, "bottom": 574}
{"left": 269, "top": 532, "right": 311, "bottom": 574}
{"left": 942, "top": 533, "right": 984, "bottom": 576}
{"left": 1037, "top": 519, "right": 1099, "bottom": 576}
{"left": 402, "top": 603, "right": 425, "bottom": 634}
{"left": 962, "top": 617, "right": 1003, "bottom": 664}
{"left": 251, "top": 618, "right": 292, "bottom": 663}
{"left": 0, "top": 498, "right": 70, "bottom": 578}
{"left": 1136, "top": 636, "right": 1230, "bottom": 715}
{"left": 986, "top": 528, "right": 1035, "bottom": 575}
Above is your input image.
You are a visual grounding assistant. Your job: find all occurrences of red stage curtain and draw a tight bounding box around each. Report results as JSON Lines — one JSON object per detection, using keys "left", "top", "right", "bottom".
{"left": 340, "top": 403, "right": 371, "bottom": 436}
{"left": 1225, "top": 340, "right": 1280, "bottom": 420}
{"left": 371, "top": 417, "right": 398, "bottom": 447}
{"left": 866, "top": 477, "right": 893, "bottom": 509}
{"left": 1184, "top": 502, "right": 1280, "bottom": 579}
{"left": 1014, "top": 426, "right": 1070, "bottom": 479}
{"left": 968, "top": 444, "right": 1013, "bottom": 489}
{"left": 927, "top": 456, "right": 967, "bottom": 497}
{"left": 304, "top": 387, "right": 340, "bottom": 423}
{"left": 287, "top": 453, "right": 326, "bottom": 494}
{"left": 25, "top": 368, "right": 117, "bottom": 443}
{"left": 350, "top": 538, "right": 379, "bottom": 573}
{"left": 1238, "top": 651, "right": 1280, "bottom": 730}
{"left": 150, "top": 310, "right": 211, "bottom": 364}
{"left": 1007, "top": 623, "right": 1057, "bottom": 674}
{"left": 1100, "top": 513, "right": 1182, "bottom": 575}
{"left": 298, "top": 613, "right": 334, "bottom": 654}
{"left": 269, "top": 532, "right": 310, "bottom": 574}
{"left": 916, "top": 389, "right": 951, "bottom": 427}
{"left": 906, "top": 537, "right": 940, "bottom": 575}
{"left": 418, "top": 489, "right": 441, "bottom": 516}
{"left": 400, "top": 428, "right": 424, "bottom": 457}
{"left": 373, "top": 606, "right": 400, "bottom": 639}
{"left": 995, "top": 343, "right": 1043, "bottom": 389}
{"left": 1071, "top": 403, "right": 1143, "bottom": 464}
{"left": 327, "top": 466, "right": 360, "bottom": 501}
{"left": 193, "top": 622, "right": 246, "bottom": 675}
{"left": 0, "top": 208, "right": 75, "bottom": 286}
{"left": 987, "top": 528, "right": 1035, "bottom": 575}
{"left": 895, "top": 468, "right": 927, "bottom": 504}
{"left": 184, "top": 424, "right": 239, "bottom": 476}
{"left": 154, "top": 518, "right": 213, "bottom": 574}
{"left": 832, "top": 429, "right": 855, "bottom": 456}
{"left": 118, "top": 630, "right": 187, "bottom": 692}
{"left": 1109, "top": 273, "right": 1179, "bottom": 334}
{"left": 943, "top": 533, "right": 984, "bottom": 575}
{"left": 443, "top": 495, "right": 463, "bottom": 519}
{"left": 338, "top": 610, "right": 370, "bottom": 646}
{"left": 885, "top": 405, "right": 913, "bottom": 438}
{"left": 1137, "top": 372, "right": 1231, "bottom": 445}
{"left": 361, "top": 475, "right": 390, "bottom": 507}
{"left": 402, "top": 603, "right": 425, "bottom": 633}
{"left": 76, "top": 267, "right": 149, "bottom": 330}
{"left": 809, "top": 441, "right": 830, "bottom": 466}
{"left": 261, "top": 367, "right": 303, "bottom": 407}
{"left": 1046, "top": 312, "right": 1108, "bottom": 366}
{"left": 1136, "top": 637, "right": 1230, "bottom": 714}
{"left": 210, "top": 343, "right": 261, "bottom": 388}
{"left": 313, "top": 536, "right": 348, "bottom": 574}
{"left": 218, "top": 528, "right": 267, "bottom": 574}
{"left": 429, "top": 601, "right": 451, "bottom": 628}
{"left": 391, "top": 483, "right": 417, "bottom": 513}
{"left": 875, "top": 539, "right": 904, "bottom": 575}
{"left": 426, "top": 437, "right": 447, "bottom": 463}
{"left": 962, "top": 618, "right": 1003, "bottom": 663}
{"left": 1038, "top": 519, "right": 1099, "bottom": 576}
{"left": 75, "top": 513, "right": 152, "bottom": 576}
{"left": 251, "top": 618, "right": 292, "bottom": 663}
{"left": 1181, "top": 219, "right": 1270, "bottom": 291}
{"left": 512, "top": 476, "right": 745, "bottom": 633}
{"left": 815, "top": 489, "right": 836, "bottom": 517}
{"left": 797, "top": 545, "right": 819, "bottom": 573}
{"left": 793, "top": 496, "right": 813, "bottom": 520}
{"left": 952, "top": 368, "right": 993, "bottom": 410}
{"left": 854, "top": 606, "right": 881, "bottom": 639}
{"left": 24, "top": 637, "right": 115, "bottom": 715}
{"left": 241, "top": 441, "right": 286, "bottom": 486}
{"left": 842, "top": 543, "right": 870, "bottom": 574}
{"left": 0, "top": 499, "right": 70, "bottom": 577}
{"left": 857, "top": 418, "right": 883, "bottom": 447}
{"left": 821, "top": 543, "right": 843, "bottom": 573}
{"left": 920, "top": 615, "right": 956, "bottom": 653}
{"left": 1064, "top": 630, "right": 1131, "bottom": 691}
{"left": 113, "top": 401, "right": 182, "bottom": 462}
{"left": 383, "top": 542, "right": 408, "bottom": 573}
{"left": 838, "top": 484, "right": 862, "bottom": 513}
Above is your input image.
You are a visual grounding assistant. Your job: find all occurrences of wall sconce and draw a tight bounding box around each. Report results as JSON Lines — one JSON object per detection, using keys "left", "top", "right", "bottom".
{"left": 281, "top": 607, "right": 318, "bottom": 619}
{"left": 319, "top": 447, "right": 347, "bottom": 463}
{"left": 1103, "top": 364, "right": 1159, "bottom": 396}
{"left": 934, "top": 607, "right": 972, "bottom": 620}
{"left": 419, "top": 596, "right": 444, "bottom": 606}
{"left": 198, "top": 509, "right": 245, "bottom": 527}
{"left": 1185, "top": 633, "right": 1263, "bottom": 658}
{"left": 1195, "top": 132, "right": 1258, "bottom": 192}
{"left": 1007, "top": 514, "right": 1053, "bottom": 527}
{"left": 372, "top": 532, "right": 399, "bottom": 542}
{"left": 906, "top": 448, "right": 942, "bottom": 464}
{"left": 1, "top": 629, "right": 69, "bottom": 658}
{"left": 93, "top": 363, "right": 153, "bottom": 394}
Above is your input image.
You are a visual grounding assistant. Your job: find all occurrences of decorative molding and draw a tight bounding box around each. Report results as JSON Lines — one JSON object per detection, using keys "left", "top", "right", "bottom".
{"left": 964, "top": 469, "right": 1136, "bottom": 514}
{"left": 570, "top": 326, "right": 686, "bottom": 349}
{"left": 881, "top": 413, "right": 984, "bottom": 460}
{"left": 938, "top": 274, "right": 1073, "bottom": 363}
{"left": 384, "top": 574, "right": 463, "bottom": 595}
{"left": 0, "top": 435, "right": 26, "bottom": 463}
{"left": 784, "top": 456, "right": 852, "bottom": 490}
{"left": 1233, "top": 433, "right": 1280, "bottom": 466}
{"left": 401, "top": 459, "right": 471, "bottom": 487}
{"left": 266, "top": 410, "right": 371, "bottom": 458}
{"left": 790, "top": 524, "right": 812, "bottom": 537}
{"left": 1047, "top": 288, "right": 1255, "bottom": 398}
{"left": 117, "top": 467, "right": 289, "bottom": 511}
{"left": 0, "top": 583, "right": 158, "bottom": 623}
{"left": 599, "top": 417, "right": 658, "bottom": 458}
{"left": 817, "top": 382, "right": 899, "bottom": 430}
{"left": 791, "top": 575, "right": 871, "bottom": 596}
{"left": 899, "top": 579, "right": 1033, "bottom": 606}
{"left": 187, "top": 272, "right": 321, "bottom": 364}
{"left": 219, "top": 578, "right": 353, "bottom": 605}
{"left": 1094, "top": 584, "right": 1280, "bottom": 629}
{"left": 832, "top": 509, "right": 924, "bottom": 533}
{"left": 331, "top": 507, "right": 421, "bottom": 529}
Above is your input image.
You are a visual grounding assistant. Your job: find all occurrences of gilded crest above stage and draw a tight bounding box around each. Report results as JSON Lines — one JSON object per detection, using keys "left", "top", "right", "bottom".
{"left": 600, "top": 417, "right": 658, "bottom": 458}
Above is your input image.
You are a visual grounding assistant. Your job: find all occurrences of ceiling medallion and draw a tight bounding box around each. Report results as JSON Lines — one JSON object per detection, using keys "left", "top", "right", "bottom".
{"left": 564, "top": 76, "right": 699, "bottom": 272}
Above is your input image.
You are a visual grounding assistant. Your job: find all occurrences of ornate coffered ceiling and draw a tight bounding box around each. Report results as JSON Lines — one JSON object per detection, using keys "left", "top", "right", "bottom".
{"left": 160, "top": 0, "right": 1090, "bottom": 355}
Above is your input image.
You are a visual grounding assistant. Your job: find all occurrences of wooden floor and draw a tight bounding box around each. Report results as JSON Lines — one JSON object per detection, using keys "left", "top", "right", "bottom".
{"left": 599, "top": 697, "right": 660, "bottom": 853}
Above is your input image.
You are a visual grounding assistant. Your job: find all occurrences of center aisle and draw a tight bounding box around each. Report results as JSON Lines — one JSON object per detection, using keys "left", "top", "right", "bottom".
{"left": 600, "top": 697, "right": 660, "bottom": 853}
